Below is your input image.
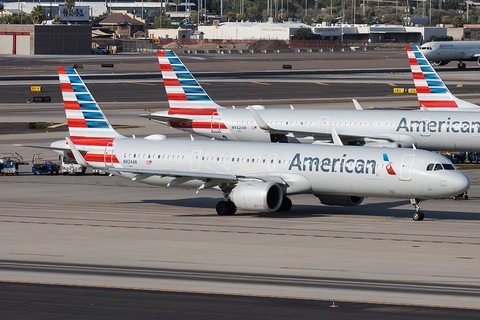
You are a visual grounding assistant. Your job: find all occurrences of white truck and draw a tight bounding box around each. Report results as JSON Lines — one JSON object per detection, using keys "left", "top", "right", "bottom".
{"left": 61, "top": 156, "right": 86, "bottom": 175}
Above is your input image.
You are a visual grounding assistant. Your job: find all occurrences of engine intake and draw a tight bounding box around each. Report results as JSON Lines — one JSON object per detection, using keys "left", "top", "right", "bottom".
{"left": 315, "top": 195, "right": 365, "bottom": 206}
{"left": 229, "top": 182, "right": 283, "bottom": 212}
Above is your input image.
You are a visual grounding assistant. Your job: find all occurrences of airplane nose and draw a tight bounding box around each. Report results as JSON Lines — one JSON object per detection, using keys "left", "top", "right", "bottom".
{"left": 454, "top": 172, "right": 470, "bottom": 193}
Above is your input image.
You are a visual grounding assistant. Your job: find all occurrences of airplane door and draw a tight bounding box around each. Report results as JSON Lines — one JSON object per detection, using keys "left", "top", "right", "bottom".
{"left": 190, "top": 150, "right": 201, "bottom": 170}
{"left": 211, "top": 112, "right": 221, "bottom": 133}
{"left": 104, "top": 142, "right": 115, "bottom": 167}
{"left": 319, "top": 117, "right": 328, "bottom": 132}
{"left": 400, "top": 155, "right": 415, "bottom": 181}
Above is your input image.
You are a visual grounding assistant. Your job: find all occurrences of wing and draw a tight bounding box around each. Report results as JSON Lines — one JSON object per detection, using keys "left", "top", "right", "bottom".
{"left": 138, "top": 113, "right": 193, "bottom": 123}
{"left": 13, "top": 143, "right": 70, "bottom": 152}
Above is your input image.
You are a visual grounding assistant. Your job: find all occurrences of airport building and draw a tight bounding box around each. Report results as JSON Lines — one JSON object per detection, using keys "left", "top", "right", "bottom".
{"left": 199, "top": 22, "right": 447, "bottom": 43}
{"left": 0, "top": 24, "right": 91, "bottom": 55}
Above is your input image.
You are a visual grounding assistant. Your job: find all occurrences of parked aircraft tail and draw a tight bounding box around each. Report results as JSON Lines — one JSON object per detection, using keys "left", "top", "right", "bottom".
{"left": 406, "top": 45, "right": 480, "bottom": 111}
{"left": 58, "top": 67, "right": 124, "bottom": 165}
{"left": 157, "top": 50, "right": 225, "bottom": 114}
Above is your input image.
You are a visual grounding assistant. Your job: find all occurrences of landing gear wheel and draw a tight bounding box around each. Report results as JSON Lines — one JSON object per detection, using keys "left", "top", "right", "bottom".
{"left": 412, "top": 211, "right": 424, "bottom": 221}
{"left": 216, "top": 201, "right": 236, "bottom": 216}
{"left": 410, "top": 198, "right": 424, "bottom": 221}
{"left": 277, "top": 197, "right": 292, "bottom": 212}
{"left": 458, "top": 62, "right": 466, "bottom": 69}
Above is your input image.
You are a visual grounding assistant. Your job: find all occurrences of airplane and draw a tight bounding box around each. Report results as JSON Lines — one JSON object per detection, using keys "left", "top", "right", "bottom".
{"left": 19, "top": 67, "right": 471, "bottom": 221}
{"left": 420, "top": 40, "right": 480, "bottom": 69}
{"left": 140, "top": 49, "right": 480, "bottom": 151}
{"left": 407, "top": 45, "right": 480, "bottom": 111}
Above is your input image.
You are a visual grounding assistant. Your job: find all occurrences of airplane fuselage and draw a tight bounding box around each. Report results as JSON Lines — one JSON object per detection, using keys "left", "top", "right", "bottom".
{"left": 105, "top": 137, "right": 468, "bottom": 199}
{"left": 421, "top": 41, "right": 480, "bottom": 63}
{"left": 154, "top": 108, "right": 480, "bottom": 152}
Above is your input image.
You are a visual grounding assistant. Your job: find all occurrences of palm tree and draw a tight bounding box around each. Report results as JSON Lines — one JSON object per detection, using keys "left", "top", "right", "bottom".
{"left": 31, "top": 5, "right": 45, "bottom": 24}
{"left": 173, "top": 0, "right": 181, "bottom": 12}
{"left": 64, "top": 0, "right": 75, "bottom": 24}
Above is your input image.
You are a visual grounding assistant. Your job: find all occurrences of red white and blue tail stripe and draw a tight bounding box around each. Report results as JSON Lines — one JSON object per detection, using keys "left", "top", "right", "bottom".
{"left": 407, "top": 45, "right": 479, "bottom": 111}
{"left": 58, "top": 67, "right": 123, "bottom": 165}
{"left": 157, "top": 50, "right": 224, "bottom": 116}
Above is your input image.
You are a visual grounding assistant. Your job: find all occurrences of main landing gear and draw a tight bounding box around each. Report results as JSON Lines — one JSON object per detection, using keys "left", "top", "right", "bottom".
{"left": 458, "top": 62, "right": 466, "bottom": 69}
{"left": 277, "top": 197, "right": 292, "bottom": 212}
{"left": 216, "top": 200, "right": 236, "bottom": 216}
{"left": 410, "top": 198, "right": 424, "bottom": 221}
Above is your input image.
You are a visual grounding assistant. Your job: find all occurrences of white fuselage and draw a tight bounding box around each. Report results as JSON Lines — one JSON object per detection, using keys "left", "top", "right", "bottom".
{"left": 106, "top": 138, "right": 468, "bottom": 199}
{"left": 159, "top": 108, "right": 480, "bottom": 152}
{"left": 421, "top": 41, "right": 480, "bottom": 62}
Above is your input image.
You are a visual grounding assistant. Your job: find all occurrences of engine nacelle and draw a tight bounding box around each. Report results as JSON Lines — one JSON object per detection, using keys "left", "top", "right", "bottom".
{"left": 229, "top": 182, "right": 283, "bottom": 212}
{"left": 433, "top": 60, "right": 450, "bottom": 66}
{"left": 315, "top": 195, "right": 365, "bottom": 206}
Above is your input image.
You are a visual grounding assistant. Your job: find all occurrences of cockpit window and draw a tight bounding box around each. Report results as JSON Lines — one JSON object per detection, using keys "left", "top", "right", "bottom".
{"left": 426, "top": 163, "right": 434, "bottom": 171}
{"left": 434, "top": 163, "right": 443, "bottom": 171}
{"left": 442, "top": 163, "right": 455, "bottom": 170}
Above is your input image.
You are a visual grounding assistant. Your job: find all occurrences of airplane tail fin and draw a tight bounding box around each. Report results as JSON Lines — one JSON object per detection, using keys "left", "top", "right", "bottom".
{"left": 157, "top": 50, "right": 225, "bottom": 115}
{"left": 58, "top": 67, "right": 124, "bottom": 163}
{"left": 406, "top": 45, "right": 480, "bottom": 111}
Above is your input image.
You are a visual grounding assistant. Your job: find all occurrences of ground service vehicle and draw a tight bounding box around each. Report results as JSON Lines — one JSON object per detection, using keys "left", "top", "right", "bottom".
{"left": 0, "top": 153, "right": 27, "bottom": 175}
{"left": 61, "top": 156, "right": 86, "bottom": 175}
{"left": 31, "top": 153, "right": 60, "bottom": 174}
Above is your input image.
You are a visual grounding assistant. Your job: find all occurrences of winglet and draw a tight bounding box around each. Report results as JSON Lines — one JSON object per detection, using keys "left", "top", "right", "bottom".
{"left": 65, "top": 137, "right": 89, "bottom": 167}
{"left": 330, "top": 127, "right": 343, "bottom": 145}
{"left": 352, "top": 99, "right": 363, "bottom": 110}
{"left": 248, "top": 106, "right": 272, "bottom": 131}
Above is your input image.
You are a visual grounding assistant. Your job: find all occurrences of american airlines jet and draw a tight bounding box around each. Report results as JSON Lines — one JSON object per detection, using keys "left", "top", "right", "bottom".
{"left": 141, "top": 48, "right": 480, "bottom": 151}
{"left": 420, "top": 40, "right": 480, "bottom": 69}
{"left": 20, "top": 67, "right": 470, "bottom": 220}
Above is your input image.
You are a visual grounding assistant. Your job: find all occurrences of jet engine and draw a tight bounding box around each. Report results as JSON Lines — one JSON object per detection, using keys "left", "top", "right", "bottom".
{"left": 315, "top": 195, "right": 365, "bottom": 206}
{"left": 229, "top": 182, "right": 283, "bottom": 212}
{"left": 433, "top": 60, "right": 450, "bottom": 66}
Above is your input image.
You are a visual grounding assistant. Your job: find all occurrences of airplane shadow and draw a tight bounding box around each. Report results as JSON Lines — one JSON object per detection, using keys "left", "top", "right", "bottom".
{"left": 131, "top": 198, "right": 480, "bottom": 221}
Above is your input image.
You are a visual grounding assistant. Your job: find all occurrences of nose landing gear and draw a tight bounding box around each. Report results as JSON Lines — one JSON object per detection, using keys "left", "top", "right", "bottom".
{"left": 410, "top": 198, "right": 424, "bottom": 221}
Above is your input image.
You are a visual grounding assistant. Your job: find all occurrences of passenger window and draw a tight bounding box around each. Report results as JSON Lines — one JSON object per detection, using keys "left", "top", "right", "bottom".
{"left": 426, "top": 163, "right": 434, "bottom": 171}
{"left": 434, "top": 163, "right": 443, "bottom": 171}
{"left": 442, "top": 163, "right": 455, "bottom": 170}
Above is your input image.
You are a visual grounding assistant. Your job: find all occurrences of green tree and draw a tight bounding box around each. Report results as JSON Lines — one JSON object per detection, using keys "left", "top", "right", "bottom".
{"left": 452, "top": 16, "right": 464, "bottom": 27}
{"left": 323, "top": 15, "right": 336, "bottom": 23}
{"left": 173, "top": 0, "right": 181, "bottom": 11}
{"left": 64, "top": 0, "right": 75, "bottom": 24}
{"left": 190, "top": 10, "right": 199, "bottom": 24}
{"left": 441, "top": 15, "right": 452, "bottom": 23}
{"left": 31, "top": 5, "right": 45, "bottom": 24}
{"left": 148, "top": 10, "right": 159, "bottom": 21}
{"left": 296, "top": 27, "right": 313, "bottom": 39}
